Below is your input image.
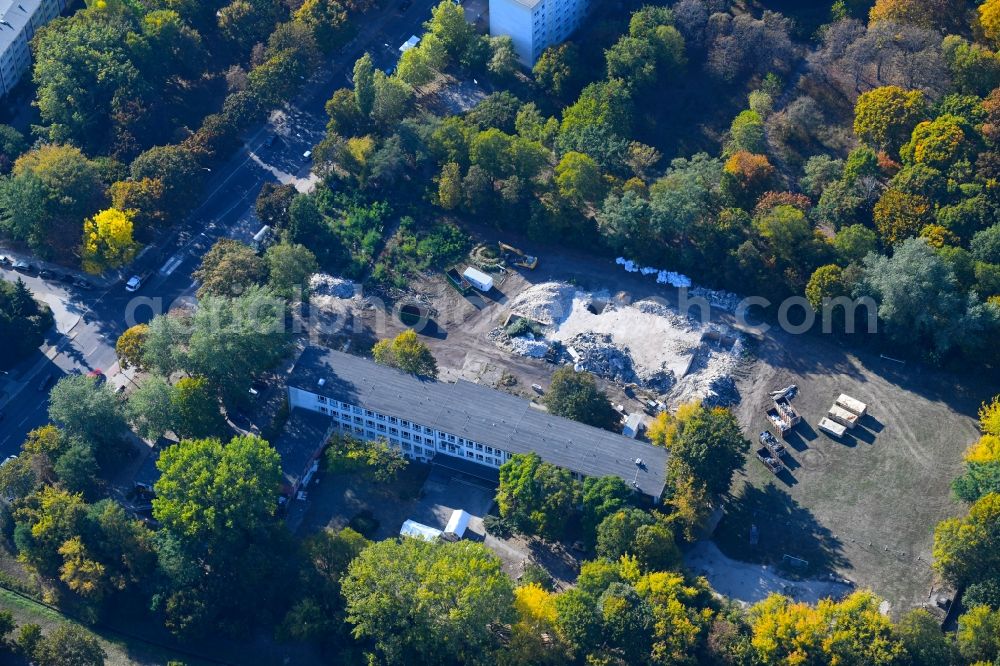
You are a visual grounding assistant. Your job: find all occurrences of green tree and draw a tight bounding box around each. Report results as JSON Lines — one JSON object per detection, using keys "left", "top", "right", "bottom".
{"left": 185, "top": 287, "right": 288, "bottom": 400}
{"left": 342, "top": 538, "right": 515, "bottom": 664}
{"left": 324, "top": 434, "right": 407, "bottom": 483}
{"left": 581, "top": 476, "right": 633, "bottom": 548}
{"left": 542, "top": 366, "right": 616, "bottom": 430}
{"left": 295, "top": 0, "right": 348, "bottom": 53}
{"left": 48, "top": 375, "right": 126, "bottom": 456}
{"left": 833, "top": 224, "right": 878, "bottom": 264}
{"left": 193, "top": 239, "right": 266, "bottom": 298}
{"left": 278, "top": 527, "right": 370, "bottom": 642}
{"left": 555, "top": 151, "right": 602, "bottom": 205}
{"left": 933, "top": 492, "right": 1000, "bottom": 586}
{"left": 125, "top": 376, "right": 176, "bottom": 441}
{"left": 0, "top": 124, "right": 25, "bottom": 174}
{"left": 596, "top": 508, "right": 654, "bottom": 561}
{"left": 371, "top": 329, "right": 438, "bottom": 377}
{"left": 488, "top": 35, "right": 518, "bottom": 78}
{"left": 53, "top": 441, "right": 99, "bottom": 497}
{"left": 800, "top": 155, "right": 844, "bottom": 198}
{"left": 853, "top": 86, "right": 927, "bottom": 154}
{"left": 32, "top": 12, "right": 145, "bottom": 153}
{"left": 265, "top": 242, "right": 318, "bottom": 301}
{"left": 533, "top": 43, "right": 582, "bottom": 101}
{"left": 154, "top": 435, "right": 280, "bottom": 546}
{"left": 32, "top": 624, "right": 106, "bottom": 666}
{"left": 5, "top": 145, "right": 107, "bottom": 260}
{"left": 371, "top": 72, "right": 414, "bottom": 129}
{"left": 353, "top": 53, "right": 375, "bottom": 118}
{"left": 422, "top": 0, "right": 477, "bottom": 66}
{"left": 663, "top": 403, "right": 749, "bottom": 497}
{"left": 957, "top": 605, "right": 1000, "bottom": 663}
{"left": 437, "top": 162, "right": 463, "bottom": 210}
{"left": 496, "top": 453, "right": 582, "bottom": 540}
{"left": 726, "top": 110, "right": 766, "bottom": 155}
{"left": 859, "top": 237, "right": 983, "bottom": 358}
{"left": 598, "top": 582, "right": 654, "bottom": 663}
{"left": 806, "top": 264, "right": 848, "bottom": 311}
{"left": 129, "top": 144, "right": 202, "bottom": 218}
{"left": 171, "top": 377, "right": 226, "bottom": 439}
{"left": 895, "top": 609, "right": 959, "bottom": 666}
{"left": 255, "top": 182, "right": 298, "bottom": 230}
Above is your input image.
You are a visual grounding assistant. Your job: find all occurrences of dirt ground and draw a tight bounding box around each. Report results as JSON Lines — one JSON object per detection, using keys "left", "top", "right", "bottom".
{"left": 723, "top": 330, "right": 983, "bottom": 614}
{"left": 333, "top": 227, "right": 990, "bottom": 615}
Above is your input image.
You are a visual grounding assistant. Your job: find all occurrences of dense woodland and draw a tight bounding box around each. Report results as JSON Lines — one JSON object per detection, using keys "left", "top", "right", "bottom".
{"left": 0, "top": 0, "right": 999, "bottom": 664}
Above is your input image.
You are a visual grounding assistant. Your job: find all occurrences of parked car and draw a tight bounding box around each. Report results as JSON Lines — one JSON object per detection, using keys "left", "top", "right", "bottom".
{"left": 13, "top": 260, "right": 35, "bottom": 273}
{"left": 39, "top": 269, "right": 54, "bottom": 279}
{"left": 37, "top": 373, "right": 55, "bottom": 391}
{"left": 87, "top": 369, "right": 106, "bottom": 386}
{"left": 73, "top": 278, "right": 94, "bottom": 290}
{"left": 0, "top": 255, "right": 11, "bottom": 266}
{"left": 57, "top": 272, "right": 75, "bottom": 284}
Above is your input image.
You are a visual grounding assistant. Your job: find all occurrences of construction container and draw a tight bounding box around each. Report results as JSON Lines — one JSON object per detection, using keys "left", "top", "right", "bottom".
{"left": 818, "top": 418, "right": 847, "bottom": 439}
{"left": 828, "top": 404, "right": 859, "bottom": 429}
{"left": 836, "top": 394, "right": 867, "bottom": 417}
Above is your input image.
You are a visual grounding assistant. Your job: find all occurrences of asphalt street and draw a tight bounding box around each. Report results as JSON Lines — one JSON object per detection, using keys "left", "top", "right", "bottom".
{"left": 0, "top": 0, "right": 446, "bottom": 457}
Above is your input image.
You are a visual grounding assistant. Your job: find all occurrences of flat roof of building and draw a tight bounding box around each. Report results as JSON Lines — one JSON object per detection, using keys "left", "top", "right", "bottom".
{"left": 0, "top": 0, "right": 34, "bottom": 52}
{"left": 273, "top": 408, "right": 332, "bottom": 490}
{"left": 288, "top": 346, "right": 668, "bottom": 498}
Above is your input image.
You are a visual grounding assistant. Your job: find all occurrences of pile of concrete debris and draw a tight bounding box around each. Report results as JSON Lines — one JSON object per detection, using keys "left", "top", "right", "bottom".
{"left": 495, "top": 282, "right": 746, "bottom": 407}
{"left": 310, "top": 274, "right": 356, "bottom": 299}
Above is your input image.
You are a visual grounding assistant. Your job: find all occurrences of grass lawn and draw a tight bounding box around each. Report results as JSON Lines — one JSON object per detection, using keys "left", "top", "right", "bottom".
{"left": 0, "top": 588, "right": 213, "bottom": 666}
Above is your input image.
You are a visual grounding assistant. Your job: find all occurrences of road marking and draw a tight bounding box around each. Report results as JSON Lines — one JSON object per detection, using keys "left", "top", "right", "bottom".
{"left": 160, "top": 255, "right": 184, "bottom": 276}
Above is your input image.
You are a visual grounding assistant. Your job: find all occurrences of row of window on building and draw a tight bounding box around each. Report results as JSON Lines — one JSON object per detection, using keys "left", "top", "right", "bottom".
{"left": 313, "top": 394, "right": 510, "bottom": 467}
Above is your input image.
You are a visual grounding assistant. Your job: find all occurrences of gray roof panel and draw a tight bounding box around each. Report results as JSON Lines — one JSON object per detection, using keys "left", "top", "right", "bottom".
{"left": 287, "top": 347, "right": 668, "bottom": 498}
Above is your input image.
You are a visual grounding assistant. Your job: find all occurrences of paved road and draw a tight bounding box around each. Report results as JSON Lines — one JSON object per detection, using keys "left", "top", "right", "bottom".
{"left": 0, "top": 0, "right": 446, "bottom": 457}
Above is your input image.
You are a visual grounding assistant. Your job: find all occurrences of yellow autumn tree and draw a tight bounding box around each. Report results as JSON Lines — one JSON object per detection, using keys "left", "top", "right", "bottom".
{"left": 59, "top": 536, "right": 107, "bottom": 599}
{"left": 965, "top": 434, "right": 1000, "bottom": 465}
{"left": 81, "top": 208, "right": 140, "bottom": 274}
{"left": 981, "top": 0, "right": 1000, "bottom": 47}
{"left": 509, "top": 583, "right": 566, "bottom": 663}
{"left": 749, "top": 591, "right": 906, "bottom": 664}
{"left": 979, "top": 396, "right": 1000, "bottom": 436}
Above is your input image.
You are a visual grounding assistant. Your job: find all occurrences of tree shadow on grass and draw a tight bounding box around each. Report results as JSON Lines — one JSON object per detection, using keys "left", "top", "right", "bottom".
{"left": 714, "top": 482, "right": 848, "bottom": 578}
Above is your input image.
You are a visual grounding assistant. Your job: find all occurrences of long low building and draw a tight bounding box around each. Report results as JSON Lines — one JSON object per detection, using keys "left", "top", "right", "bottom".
{"left": 285, "top": 346, "right": 668, "bottom": 500}
{"left": 1, "top": 0, "right": 68, "bottom": 97}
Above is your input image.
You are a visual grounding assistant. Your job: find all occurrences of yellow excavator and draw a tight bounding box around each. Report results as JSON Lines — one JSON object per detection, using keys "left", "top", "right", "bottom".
{"left": 498, "top": 242, "right": 538, "bottom": 270}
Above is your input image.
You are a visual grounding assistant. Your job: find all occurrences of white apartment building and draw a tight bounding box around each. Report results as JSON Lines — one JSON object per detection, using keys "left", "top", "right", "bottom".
{"left": 0, "top": 0, "right": 67, "bottom": 97}
{"left": 283, "top": 346, "right": 668, "bottom": 501}
{"left": 489, "top": 0, "right": 590, "bottom": 66}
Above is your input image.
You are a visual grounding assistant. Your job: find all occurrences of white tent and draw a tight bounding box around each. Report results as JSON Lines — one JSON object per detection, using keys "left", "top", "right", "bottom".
{"left": 400, "top": 519, "right": 441, "bottom": 541}
{"left": 444, "top": 510, "right": 471, "bottom": 539}
{"left": 399, "top": 35, "right": 420, "bottom": 53}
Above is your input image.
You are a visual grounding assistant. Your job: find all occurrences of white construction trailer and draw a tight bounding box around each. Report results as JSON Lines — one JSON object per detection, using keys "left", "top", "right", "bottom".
{"left": 462, "top": 266, "right": 494, "bottom": 292}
